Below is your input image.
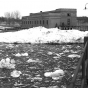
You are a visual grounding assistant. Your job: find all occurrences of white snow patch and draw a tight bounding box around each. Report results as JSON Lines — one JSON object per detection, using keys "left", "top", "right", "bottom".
{"left": 68, "top": 54, "right": 81, "bottom": 58}
{"left": 53, "top": 53, "right": 61, "bottom": 59}
{"left": 27, "top": 58, "right": 42, "bottom": 63}
{"left": 15, "top": 53, "right": 28, "bottom": 57}
{"left": 11, "top": 70, "right": 22, "bottom": 78}
{"left": 0, "top": 58, "right": 15, "bottom": 69}
{"left": 44, "top": 72, "right": 52, "bottom": 77}
{"left": 63, "top": 49, "right": 70, "bottom": 53}
{"left": 70, "top": 50, "right": 80, "bottom": 53}
{"left": 47, "top": 51, "right": 53, "bottom": 55}
{"left": 44, "top": 69, "right": 65, "bottom": 80}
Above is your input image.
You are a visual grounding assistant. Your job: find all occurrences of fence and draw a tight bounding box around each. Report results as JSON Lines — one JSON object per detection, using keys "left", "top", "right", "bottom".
{"left": 67, "top": 36, "right": 88, "bottom": 88}
{"left": 76, "top": 26, "right": 88, "bottom": 31}
{"left": 59, "top": 26, "right": 88, "bottom": 31}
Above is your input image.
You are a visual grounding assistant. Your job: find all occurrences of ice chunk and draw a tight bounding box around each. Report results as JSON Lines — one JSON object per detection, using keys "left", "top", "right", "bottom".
{"left": 15, "top": 53, "right": 21, "bottom": 57}
{"left": 44, "top": 72, "right": 52, "bottom": 77}
{"left": 5, "top": 58, "right": 10, "bottom": 63}
{"left": 11, "top": 70, "right": 22, "bottom": 78}
{"left": 20, "top": 53, "right": 28, "bottom": 56}
{"left": 27, "top": 58, "right": 41, "bottom": 63}
{"left": 63, "top": 49, "right": 70, "bottom": 53}
{"left": 44, "top": 69, "right": 65, "bottom": 80}
{"left": 15, "top": 53, "right": 28, "bottom": 57}
{"left": 0, "top": 58, "right": 15, "bottom": 69}
{"left": 51, "top": 69, "right": 65, "bottom": 80}
{"left": 47, "top": 52, "right": 53, "bottom": 55}
{"left": 10, "top": 59, "right": 15, "bottom": 64}
{"left": 68, "top": 54, "right": 80, "bottom": 58}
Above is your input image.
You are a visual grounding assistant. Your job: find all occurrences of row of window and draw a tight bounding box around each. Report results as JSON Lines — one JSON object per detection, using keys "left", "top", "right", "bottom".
{"left": 67, "top": 19, "right": 70, "bottom": 25}
{"left": 22, "top": 20, "right": 48, "bottom": 25}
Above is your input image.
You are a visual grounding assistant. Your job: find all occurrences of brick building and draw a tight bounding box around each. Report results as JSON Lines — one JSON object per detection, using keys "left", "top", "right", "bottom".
{"left": 21, "top": 8, "right": 77, "bottom": 29}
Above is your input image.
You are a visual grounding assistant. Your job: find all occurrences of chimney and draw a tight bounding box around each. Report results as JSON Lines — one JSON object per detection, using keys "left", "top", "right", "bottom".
{"left": 40, "top": 11, "right": 42, "bottom": 13}
{"left": 30, "top": 13, "right": 33, "bottom": 16}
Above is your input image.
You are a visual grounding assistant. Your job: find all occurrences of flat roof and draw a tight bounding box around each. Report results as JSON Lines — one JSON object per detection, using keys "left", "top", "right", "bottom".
{"left": 22, "top": 8, "right": 77, "bottom": 18}
{"left": 29, "top": 8, "right": 77, "bottom": 16}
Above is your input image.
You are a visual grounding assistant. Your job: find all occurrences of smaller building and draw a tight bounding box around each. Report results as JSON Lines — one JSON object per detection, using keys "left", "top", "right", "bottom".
{"left": 21, "top": 8, "right": 77, "bottom": 29}
{"left": 76, "top": 17, "right": 88, "bottom": 31}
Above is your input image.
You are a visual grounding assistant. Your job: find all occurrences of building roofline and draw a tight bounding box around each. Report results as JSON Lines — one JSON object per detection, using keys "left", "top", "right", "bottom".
{"left": 29, "top": 8, "right": 77, "bottom": 16}
{"left": 22, "top": 8, "right": 77, "bottom": 17}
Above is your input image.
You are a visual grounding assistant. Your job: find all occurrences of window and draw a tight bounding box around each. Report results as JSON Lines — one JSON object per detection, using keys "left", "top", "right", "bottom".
{"left": 35, "top": 21, "right": 36, "bottom": 24}
{"left": 37, "top": 21, "right": 38, "bottom": 24}
{"left": 22, "top": 21, "right": 23, "bottom": 24}
{"left": 67, "top": 13, "right": 71, "bottom": 16}
{"left": 24, "top": 21, "right": 25, "bottom": 24}
{"left": 30, "top": 21, "right": 31, "bottom": 24}
{"left": 67, "top": 19, "right": 70, "bottom": 25}
{"left": 28, "top": 21, "right": 29, "bottom": 24}
{"left": 43, "top": 20, "right": 44, "bottom": 24}
{"left": 32, "top": 21, "right": 33, "bottom": 24}
{"left": 47, "top": 20, "right": 48, "bottom": 25}
{"left": 40, "top": 20, "right": 41, "bottom": 24}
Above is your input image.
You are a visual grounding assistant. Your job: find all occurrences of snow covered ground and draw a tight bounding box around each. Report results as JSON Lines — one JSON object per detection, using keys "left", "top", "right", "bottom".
{"left": 0, "top": 27, "right": 88, "bottom": 43}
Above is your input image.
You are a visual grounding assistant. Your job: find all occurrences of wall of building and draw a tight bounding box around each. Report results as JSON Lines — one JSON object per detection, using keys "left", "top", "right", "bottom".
{"left": 60, "top": 9, "right": 77, "bottom": 27}
{"left": 21, "top": 8, "right": 77, "bottom": 29}
{"left": 48, "top": 13, "right": 61, "bottom": 28}
{"left": 21, "top": 13, "right": 50, "bottom": 28}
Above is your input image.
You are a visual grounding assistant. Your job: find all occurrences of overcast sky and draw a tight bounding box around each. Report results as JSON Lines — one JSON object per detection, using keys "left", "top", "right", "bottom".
{"left": 0, "top": 0, "right": 88, "bottom": 17}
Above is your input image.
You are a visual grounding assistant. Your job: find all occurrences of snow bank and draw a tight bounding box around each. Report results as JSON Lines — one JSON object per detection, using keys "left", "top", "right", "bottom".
{"left": 0, "top": 27, "right": 88, "bottom": 43}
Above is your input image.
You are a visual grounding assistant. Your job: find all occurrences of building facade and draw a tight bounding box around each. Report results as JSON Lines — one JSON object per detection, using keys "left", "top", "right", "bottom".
{"left": 21, "top": 8, "right": 77, "bottom": 29}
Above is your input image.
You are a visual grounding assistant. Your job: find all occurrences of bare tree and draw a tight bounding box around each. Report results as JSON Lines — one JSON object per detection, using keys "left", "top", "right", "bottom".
{"left": 4, "top": 11, "right": 21, "bottom": 26}
{"left": 11, "top": 12, "right": 15, "bottom": 19}
{"left": 4, "top": 12, "right": 11, "bottom": 25}
{"left": 14, "top": 11, "right": 21, "bottom": 19}
{"left": 10, "top": 12, "right": 15, "bottom": 25}
{"left": 4, "top": 12, "right": 11, "bottom": 19}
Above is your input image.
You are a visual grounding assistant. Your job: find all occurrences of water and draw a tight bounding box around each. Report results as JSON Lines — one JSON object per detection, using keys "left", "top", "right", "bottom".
{"left": 0, "top": 43, "right": 84, "bottom": 88}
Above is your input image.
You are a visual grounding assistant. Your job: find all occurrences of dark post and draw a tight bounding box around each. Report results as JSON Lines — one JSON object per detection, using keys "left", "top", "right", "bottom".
{"left": 82, "top": 49, "right": 85, "bottom": 80}
{"left": 84, "top": 36, "right": 88, "bottom": 85}
{"left": 84, "top": 37, "right": 88, "bottom": 61}
{"left": 86, "top": 50, "right": 88, "bottom": 85}
{"left": 84, "top": 36, "right": 88, "bottom": 45}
